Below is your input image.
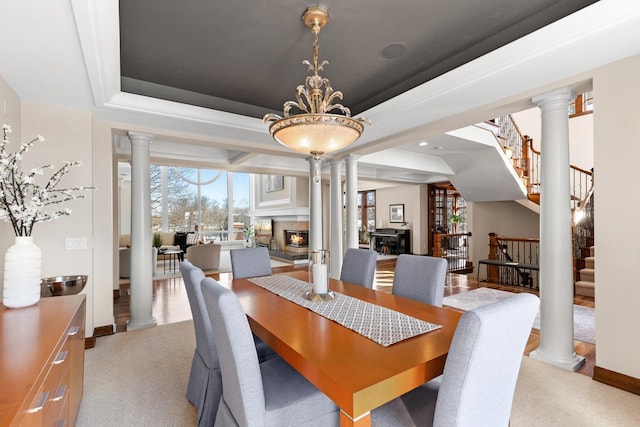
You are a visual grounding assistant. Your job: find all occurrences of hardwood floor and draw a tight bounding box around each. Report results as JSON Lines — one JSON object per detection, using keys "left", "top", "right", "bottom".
{"left": 113, "top": 258, "right": 596, "bottom": 377}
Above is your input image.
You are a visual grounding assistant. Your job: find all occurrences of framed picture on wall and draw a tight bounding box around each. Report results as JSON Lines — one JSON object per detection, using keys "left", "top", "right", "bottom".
{"left": 265, "top": 175, "right": 284, "bottom": 192}
{"left": 389, "top": 204, "right": 404, "bottom": 223}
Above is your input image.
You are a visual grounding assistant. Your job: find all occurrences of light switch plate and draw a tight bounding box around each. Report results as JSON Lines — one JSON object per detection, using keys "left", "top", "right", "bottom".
{"left": 65, "top": 237, "right": 87, "bottom": 250}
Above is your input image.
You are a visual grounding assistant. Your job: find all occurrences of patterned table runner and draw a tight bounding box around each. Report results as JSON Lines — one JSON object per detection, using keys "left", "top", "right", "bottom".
{"left": 249, "top": 275, "right": 441, "bottom": 347}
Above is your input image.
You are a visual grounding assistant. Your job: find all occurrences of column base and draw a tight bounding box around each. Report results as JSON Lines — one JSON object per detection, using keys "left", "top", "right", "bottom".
{"left": 126, "top": 318, "right": 157, "bottom": 331}
{"left": 529, "top": 347, "right": 585, "bottom": 372}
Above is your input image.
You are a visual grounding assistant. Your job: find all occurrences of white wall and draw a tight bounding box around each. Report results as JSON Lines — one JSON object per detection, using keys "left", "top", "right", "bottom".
{"left": 251, "top": 175, "right": 310, "bottom": 217}
{"left": 468, "top": 201, "right": 540, "bottom": 280}
{"left": 593, "top": 54, "right": 640, "bottom": 379}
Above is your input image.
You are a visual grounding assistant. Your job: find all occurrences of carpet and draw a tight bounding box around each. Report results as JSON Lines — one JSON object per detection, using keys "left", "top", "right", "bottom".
{"left": 77, "top": 320, "right": 640, "bottom": 426}
{"left": 443, "top": 288, "right": 596, "bottom": 344}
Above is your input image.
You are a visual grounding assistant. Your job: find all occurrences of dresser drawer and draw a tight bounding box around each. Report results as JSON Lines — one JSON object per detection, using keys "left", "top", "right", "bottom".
{"left": 1, "top": 295, "right": 86, "bottom": 427}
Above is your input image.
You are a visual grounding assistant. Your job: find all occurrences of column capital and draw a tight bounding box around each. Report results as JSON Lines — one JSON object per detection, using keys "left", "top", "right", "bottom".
{"left": 343, "top": 154, "right": 361, "bottom": 162}
{"left": 329, "top": 158, "right": 343, "bottom": 167}
{"left": 306, "top": 155, "right": 323, "bottom": 165}
{"left": 532, "top": 87, "right": 575, "bottom": 108}
{"left": 127, "top": 131, "right": 153, "bottom": 144}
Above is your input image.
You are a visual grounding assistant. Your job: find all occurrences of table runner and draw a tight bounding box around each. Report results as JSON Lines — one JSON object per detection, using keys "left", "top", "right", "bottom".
{"left": 249, "top": 275, "right": 442, "bottom": 347}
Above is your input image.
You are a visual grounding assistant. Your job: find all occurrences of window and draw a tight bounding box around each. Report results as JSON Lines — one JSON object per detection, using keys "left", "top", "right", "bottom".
{"left": 569, "top": 92, "right": 593, "bottom": 117}
{"left": 149, "top": 165, "right": 250, "bottom": 241}
{"left": 430, "top": 183, "right": 467, "bottom": 235}
{"left": 357, "top": 190, "right": 376, "bottom": 243}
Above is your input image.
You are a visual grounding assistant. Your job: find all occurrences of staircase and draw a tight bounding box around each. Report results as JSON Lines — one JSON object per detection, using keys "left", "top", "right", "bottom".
{"left": 576, "top": 245, "right": 595, "bottom": 297}
{"left": 493, "top": 114, "right": 595, "bottom": 297}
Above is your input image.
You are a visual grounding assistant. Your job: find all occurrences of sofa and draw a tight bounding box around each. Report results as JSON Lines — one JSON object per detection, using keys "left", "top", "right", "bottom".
{"left": 186, "top": 243, "right": 222, "bottom": 271}
{"left": 120, "top": 232, "right": 195, "bottom": 261}
{"left": 119, "top": 232, "right": 180, "bottom": 252}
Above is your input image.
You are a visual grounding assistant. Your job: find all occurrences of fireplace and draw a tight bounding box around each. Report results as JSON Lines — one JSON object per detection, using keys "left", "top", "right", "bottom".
{"left": 284, "top": 230, "right": 309, "bottom": 248}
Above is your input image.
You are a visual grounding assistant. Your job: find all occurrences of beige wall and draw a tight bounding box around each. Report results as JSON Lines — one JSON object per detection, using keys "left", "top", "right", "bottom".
{"left": 0, "top": 76, "right": 22, "bottom": 295}
{"left": 593, "top": 54, "right": 640, "bottom": 379}
{"left": 512, "top": 107, "right": 594, "bottom": 172}
{"left": 468, "top": 201, "right": 540, "bottom": 280}
{"left": 0, "top": 74, "right": 115, "bottom": 337}
{"left": 0, "top": 100, "right": 101, "bottom": 336}
{"left": 375, "top": 184, "right": 423, "bottom": 254}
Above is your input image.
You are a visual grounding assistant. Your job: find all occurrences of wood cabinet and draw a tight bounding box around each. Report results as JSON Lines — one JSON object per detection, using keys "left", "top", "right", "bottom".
{"left": 0, "top": 294, "right": 85, "bottom": 427}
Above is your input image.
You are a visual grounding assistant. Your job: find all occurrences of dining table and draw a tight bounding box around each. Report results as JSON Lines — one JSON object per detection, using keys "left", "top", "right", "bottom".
{"left": 229, "top": 270, "right": 463, "bottom": 427}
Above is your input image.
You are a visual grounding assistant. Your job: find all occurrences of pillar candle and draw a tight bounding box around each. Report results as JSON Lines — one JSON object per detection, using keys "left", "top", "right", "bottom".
{"left": 312, "top": 263, "right": 328, "bottom": 294}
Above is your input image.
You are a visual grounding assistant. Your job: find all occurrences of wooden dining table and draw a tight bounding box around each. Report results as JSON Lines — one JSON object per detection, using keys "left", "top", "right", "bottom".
{"left": 230, "top": 270, "right": 463, "bottom": 427}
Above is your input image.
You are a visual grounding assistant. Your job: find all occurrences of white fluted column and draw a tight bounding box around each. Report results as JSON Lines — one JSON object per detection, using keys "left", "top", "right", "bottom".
{"left": 308, "top": 156, "right": 323, "bottom": 251}
{"left": 529, "top": 88, "right": 584, "bottom": 371}
{"left": 127, "top": 131, "right": 157, "bottom": 331}
{"left": 329, "top": 159, "right": 344, "bottom": 278}
{"left": 345, "top": 155, "right": 359, "bottom": 249}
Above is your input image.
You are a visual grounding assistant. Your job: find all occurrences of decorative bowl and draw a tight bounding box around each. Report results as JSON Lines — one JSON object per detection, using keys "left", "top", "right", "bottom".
{"left": 41, "top": 275, "right": 88, "bottom": 297}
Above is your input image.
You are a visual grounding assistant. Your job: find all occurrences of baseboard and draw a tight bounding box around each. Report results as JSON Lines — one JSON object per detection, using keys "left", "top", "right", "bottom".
{"left": 85, "top": 325, "right": 115, "bottom": 349}
{"left": 593, "top": 365, "right": 640, "bottom": 396}
{"left": 94, "top": 325, "right": 115, "bottom": 337}
{"left": 85, "top": 336, "right": 95, "bottom": 349}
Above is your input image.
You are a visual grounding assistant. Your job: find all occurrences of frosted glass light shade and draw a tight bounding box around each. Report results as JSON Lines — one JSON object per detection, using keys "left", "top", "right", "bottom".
{"left": 268, "top": 114, "right": 364, "bottom": 155}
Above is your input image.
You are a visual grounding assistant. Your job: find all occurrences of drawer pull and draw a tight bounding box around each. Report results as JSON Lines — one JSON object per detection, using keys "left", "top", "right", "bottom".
{"left": 53, "top": 350, "right": 68, "bottom": 365}
{"left": 26, "top": 391, "right": 49, "bottom": 413}
{"left": 51, "top": 384, "right": 68, "bottom": 402}
{"left": 68, "top": 326, "right": 80, "bottom": 336}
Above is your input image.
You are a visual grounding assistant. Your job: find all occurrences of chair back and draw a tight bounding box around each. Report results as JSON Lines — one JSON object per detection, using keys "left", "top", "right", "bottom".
{"left": 179, "top": 261, "right": 217, "bottom": 368}
{"left": 392, "top": 254, "right": 447, "bottom": 306}
{"left": 187, "top": 243, "right": 222, "bottom": 270}
{"left": 434, "top": 293, "right": 539, "bottom": 427}
{"left": 340, "top": 248, "right": 377, "bottom": 288}
{"left": 230, "top": 247, "right": 272, "bottom": 279}
{"left": 201, "top": 277, "right": 266, "bottom": 426}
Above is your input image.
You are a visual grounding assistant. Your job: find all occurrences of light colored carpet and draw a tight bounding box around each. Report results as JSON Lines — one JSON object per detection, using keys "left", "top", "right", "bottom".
{"left": 78, "top": 321, "right": 197, "bottom": 426}
{"left": 443, "top": 288, "right": 596, "bottom": 344}
{"left": 77, "top": 320, "right": 640, "bottom": 426}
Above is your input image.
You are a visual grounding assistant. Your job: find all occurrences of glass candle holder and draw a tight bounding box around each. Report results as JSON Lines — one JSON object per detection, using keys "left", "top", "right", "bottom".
{"left": 308, "top": 249, "right": 329, "bottom": 295}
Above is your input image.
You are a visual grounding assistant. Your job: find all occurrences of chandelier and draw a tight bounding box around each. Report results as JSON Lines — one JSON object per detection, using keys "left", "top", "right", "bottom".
{"left": 264, "top": 6, "right": 369, "bottom": 164}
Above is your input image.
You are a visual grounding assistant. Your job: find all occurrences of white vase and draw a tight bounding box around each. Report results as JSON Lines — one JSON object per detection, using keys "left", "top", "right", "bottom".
{"left": 3, "top": 236, "right": 42, "bottom": 308}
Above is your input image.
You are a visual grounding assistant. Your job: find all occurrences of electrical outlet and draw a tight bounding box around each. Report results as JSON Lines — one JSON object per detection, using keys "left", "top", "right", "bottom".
{"left": 65, "top": 237, "right": 87, "bottom": 250}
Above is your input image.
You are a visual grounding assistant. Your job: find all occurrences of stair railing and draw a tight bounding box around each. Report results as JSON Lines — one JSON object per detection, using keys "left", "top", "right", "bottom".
{"left": 488, "top": 233, "right": 539, "bottom": 288}
{"left": 432, "top": 232, "right": 473, "bottom": 272}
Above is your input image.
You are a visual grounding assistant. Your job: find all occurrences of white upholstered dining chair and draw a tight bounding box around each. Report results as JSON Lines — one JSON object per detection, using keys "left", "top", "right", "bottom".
{"left": 339, "top": 248, "right": 377, "bottom": 288}
{"left": 230, "top": 246, "right": 272, "bottom": 279}
{"left": 200, "top": 276, "right": 340, "bottom": 427}
{"left": 179, "top": 261, "right": 276, "bottom": 426}
{"left": 392, "top": 254, "right": 448, "bottom": 307}
{"left": 372, "top": 292, "right": 539, "bottom": 427}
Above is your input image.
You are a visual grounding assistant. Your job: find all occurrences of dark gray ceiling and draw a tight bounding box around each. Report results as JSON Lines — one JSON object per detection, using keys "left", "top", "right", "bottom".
{"left": 119, "top": 0, "right": 597, "bottom": 119}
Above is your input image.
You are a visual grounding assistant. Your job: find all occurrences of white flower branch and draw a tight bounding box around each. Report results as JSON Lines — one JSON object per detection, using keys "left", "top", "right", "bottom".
{"left": 0, "top": 124, "right": 95, "bottom": 236}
